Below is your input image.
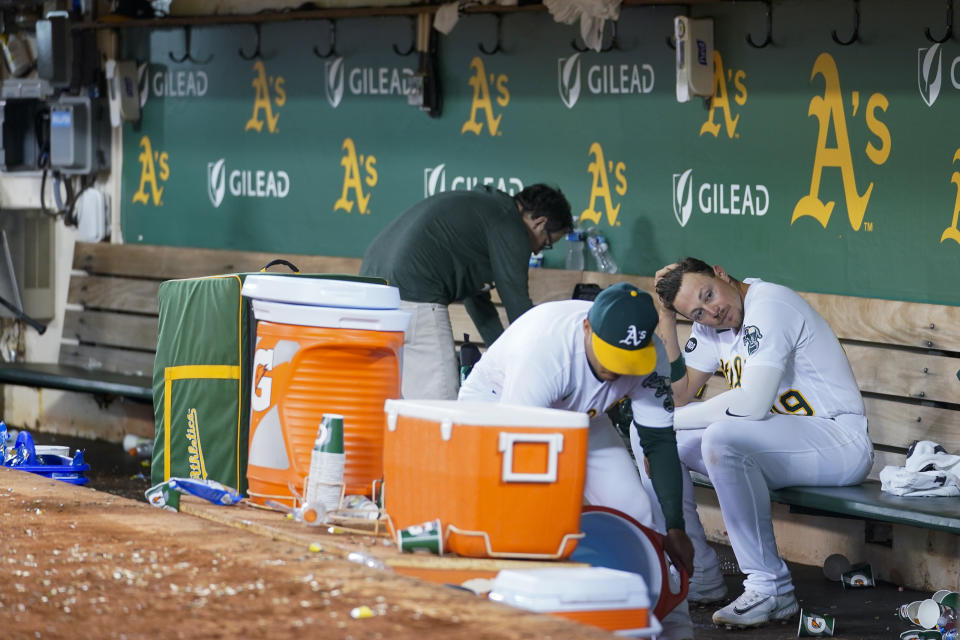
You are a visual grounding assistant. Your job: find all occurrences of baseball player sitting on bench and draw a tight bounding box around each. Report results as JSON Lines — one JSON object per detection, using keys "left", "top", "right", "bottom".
{"left": 653, "top": 258, "right": 872, "bottom": 628}
{"left": 459, "top": 282, "right": 696, "bottom": 640}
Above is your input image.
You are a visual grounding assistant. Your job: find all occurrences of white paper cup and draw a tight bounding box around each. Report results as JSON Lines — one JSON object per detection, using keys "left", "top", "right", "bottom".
{"left": 916, "top": 599, "right": 942, "bottom": 629}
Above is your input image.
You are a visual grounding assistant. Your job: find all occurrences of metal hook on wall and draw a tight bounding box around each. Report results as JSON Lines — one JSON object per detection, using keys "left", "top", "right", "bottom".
{"left": 393, "top": 16, "right": 416, "bottom": 56}
{"left": 832, "top": 0, "right": 860, "bottom": 46}
{"left": 169, "top": 26, "right": 213, "bottom": 64}
{"left": 313, "top": 20, "right": 339, "bottom": 58}
{"left": 239, "top": 23, "right": 264, "bottom": 60}
{"left": 572, "top": 19, "right": 622, "bottom": 53}
{"left": 478, "top": 14, "right": 504, "bottom": 55}
{"left": 925, "top": 0, "right": 954, "bottom": 43}
{"left": 746, "top": 0, "right": 773, "bottom": 48}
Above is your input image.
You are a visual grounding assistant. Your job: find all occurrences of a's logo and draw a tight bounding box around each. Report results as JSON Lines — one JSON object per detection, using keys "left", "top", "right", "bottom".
{"left": 673, "top": 169, "right": 694, "bottom": 227}
{"left": 132, "top": 135, "right": 169, "bottom": 206}
{"left": 422, "top": 163, "right": 523, "bottom": 197}
{"left": 245, "top": 60, "right": 286, "bottom": 134}
{"left": 642, "top": 373, "right": 674, "bottom": 412}
{"left": 461, "top": 56, "right": 509, "bottom": 136}
{"left": 185, "top": 407, "right": 207, "bottom": 480}
{"left": 208, "top": 158, "right": 226, "bottom": 208}
{"left": 619, "top": 325, "right": 647, "bottom": 347}
{"left": 325, "top": 57, "right": 345, "bottom": 108}
{"left": 684, "top": 337, "right": 697, "bottom": 353}
{"left": 670, "top": 169, "right": 769, "bottom": 226}
{"left": 918, "top": 44, "right": 943, "bottom": 107}
{"left": 943, "top": 149, "right": 960, "bottom": 245}
{"left": 580, "top": 142, "right": 626, "bottom": 226}
{"left": 205, "top": 158, "right": 290, "bottom": 208}
{"left": 558, "top": 53, "right": 582, "bottom": 109}
{"left": 700, "top": 52, "right": 747, "bottom": 139}
{"left": 334, "top": 138, "right": 378, "bottom": 214}
{"left": 743, "top": 325, "right": 762, "bottom": 355}
{"left": 792, "top": 53, "right": 891, "bottom": 232}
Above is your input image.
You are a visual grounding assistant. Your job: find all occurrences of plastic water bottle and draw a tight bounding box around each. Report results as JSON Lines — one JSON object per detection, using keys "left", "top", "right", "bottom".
{"left": 564, "top": 232, "right": 585, "bottom": 270}
{"left": 587, "top": 232, "right": 619, "bottom": 274}
{"left": 459, "top": 333, "right": 481, "bottom": 384}
{"left": 529, "top": 251, "right": 544, "bottom": 268}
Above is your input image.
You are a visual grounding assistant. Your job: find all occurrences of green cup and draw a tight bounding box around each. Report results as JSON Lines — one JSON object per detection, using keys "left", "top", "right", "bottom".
{"left": 940, "top": 591, "right": 960, "bottom": 610}
{"left": 840, "top": 562, "right": 875, "bottom": 589}
{"left": 317, "top": 414, "right": 345, "bottom": 454}
{"left": 798, "top": 609, "right": 835, "bottom": 636}
{"left": 396, "top": 518, "right": 443, "bottom": 555}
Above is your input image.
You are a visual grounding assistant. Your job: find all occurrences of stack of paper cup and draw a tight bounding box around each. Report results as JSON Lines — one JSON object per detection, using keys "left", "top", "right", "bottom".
{"left": 305, "top": 414, "right": 346, "bottom": 512}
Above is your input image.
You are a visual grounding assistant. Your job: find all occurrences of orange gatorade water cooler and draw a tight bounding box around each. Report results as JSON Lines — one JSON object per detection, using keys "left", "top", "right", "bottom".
{"left": 242, "top": 275, "right": 409, "bottom": 505}
{"left": 383, "top": 399, "right": 589, "bottom": 559}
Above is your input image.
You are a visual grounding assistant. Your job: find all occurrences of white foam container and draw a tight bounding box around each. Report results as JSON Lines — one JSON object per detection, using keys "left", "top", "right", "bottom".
{"left": 488, "top": 567, "right": 660, "bottom": 638}
{"left": 241, "top": 274, "right": 401, "bottom": 310}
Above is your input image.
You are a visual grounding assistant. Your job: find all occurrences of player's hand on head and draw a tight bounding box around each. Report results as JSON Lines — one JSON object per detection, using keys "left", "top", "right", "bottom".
{"left": 663, "top": 528, "right": 695, "bottom": 576}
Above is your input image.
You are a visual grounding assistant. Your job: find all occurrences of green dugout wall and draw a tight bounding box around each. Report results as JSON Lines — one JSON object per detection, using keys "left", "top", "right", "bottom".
{"left": 120, "top": 0, "right": 960, "bottom": 306}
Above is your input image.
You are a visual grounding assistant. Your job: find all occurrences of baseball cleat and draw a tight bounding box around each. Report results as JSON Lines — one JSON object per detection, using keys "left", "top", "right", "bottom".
{"left": 711, "top": 590, "right": 799, "bottom": 627}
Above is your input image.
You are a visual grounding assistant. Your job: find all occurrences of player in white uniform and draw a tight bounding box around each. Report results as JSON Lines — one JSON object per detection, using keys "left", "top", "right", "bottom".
{"left": 652, "top": 258, "right": 872, "bottom": 628}
{"left": 459, "top": 283, "right": 695, "bottom": 640}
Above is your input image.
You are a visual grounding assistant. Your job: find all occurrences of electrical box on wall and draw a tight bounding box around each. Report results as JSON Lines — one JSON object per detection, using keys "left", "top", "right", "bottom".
{"left": 675, "top": 16, "right": 714, "bottom": 103}
{"left": 0, "top": 98, "right": 46, "bottom": 172}
{"left": 49, "top": 96, "right": 110, "bottom": 175}
{"left": 36, "top": 12, "right": 72, "bottom": 88}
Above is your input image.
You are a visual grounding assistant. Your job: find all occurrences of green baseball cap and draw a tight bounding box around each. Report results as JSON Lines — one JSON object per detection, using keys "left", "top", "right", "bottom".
{"left": 588, "top": 283, "right": 659, "bottom": 376}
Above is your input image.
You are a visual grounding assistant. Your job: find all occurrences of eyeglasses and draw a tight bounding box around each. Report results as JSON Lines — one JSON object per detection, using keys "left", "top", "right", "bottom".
{"left": 542, "top": 228, "right": 554, "bottom": 251}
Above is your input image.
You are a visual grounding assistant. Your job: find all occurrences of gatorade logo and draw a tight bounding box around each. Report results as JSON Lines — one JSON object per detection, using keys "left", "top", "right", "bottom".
{"left": 245, "top": 60, "right": 286, "bottom": 134}
{"left": 132, "top": 136, "right": 169, "bottom": 206}
{"left": 251, "top": 347, "right": 274, "bottom": 412}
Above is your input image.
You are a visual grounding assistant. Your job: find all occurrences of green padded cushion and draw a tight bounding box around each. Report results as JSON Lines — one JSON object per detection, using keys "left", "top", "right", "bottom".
{"left": 0, "top": 363, "right": 153, "bottom": 402}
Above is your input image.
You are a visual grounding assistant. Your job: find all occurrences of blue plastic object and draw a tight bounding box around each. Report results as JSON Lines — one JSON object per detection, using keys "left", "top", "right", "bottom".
{"left": 1, "top": 428, "right": 90, "bottom": 485}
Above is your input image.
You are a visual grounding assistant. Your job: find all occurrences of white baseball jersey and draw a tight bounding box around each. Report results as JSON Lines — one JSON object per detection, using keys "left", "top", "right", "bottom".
{"left": 460, "top": 300, "right": 675, "bottom": 429}
{"left": 683, "top": 278, "right": 864, "bottom": 419}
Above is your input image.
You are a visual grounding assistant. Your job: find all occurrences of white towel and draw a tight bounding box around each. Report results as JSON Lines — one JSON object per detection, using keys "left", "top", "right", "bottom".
{"left": 880, "top": 440, "right": 960, "bottom": 497}
{"left": 543, "top": 0, "right": 621, "bottom": 52}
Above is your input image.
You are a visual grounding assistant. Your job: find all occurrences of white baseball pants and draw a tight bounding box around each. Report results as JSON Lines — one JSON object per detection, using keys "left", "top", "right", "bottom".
{"left": 675, "top": 412, "right": 873, "bottom": 596}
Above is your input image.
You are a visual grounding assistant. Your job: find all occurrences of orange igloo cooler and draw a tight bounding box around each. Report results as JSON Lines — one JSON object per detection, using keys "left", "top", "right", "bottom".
{"left": 383, "top": 399, "right": 589, "bottom": 559}
{"left": 242, "top": 275, "right": 410, "bottom": 505}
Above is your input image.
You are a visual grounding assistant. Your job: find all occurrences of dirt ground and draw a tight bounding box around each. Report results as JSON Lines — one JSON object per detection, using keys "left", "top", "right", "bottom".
{"left": 3, "top": 433, "right": 942, "bottom": 640}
